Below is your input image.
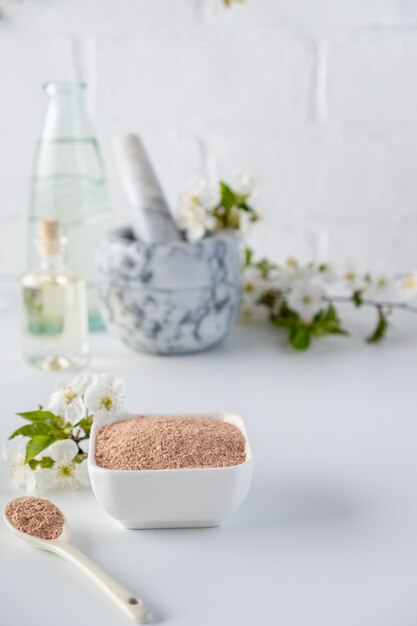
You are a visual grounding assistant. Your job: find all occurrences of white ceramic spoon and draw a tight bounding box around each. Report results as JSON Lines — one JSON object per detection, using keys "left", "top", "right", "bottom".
{"left": 3, "top": 499, "right": 152, "bottom": 624}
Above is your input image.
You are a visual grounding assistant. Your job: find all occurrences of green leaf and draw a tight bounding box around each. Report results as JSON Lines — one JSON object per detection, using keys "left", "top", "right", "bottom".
{"left": 367, "top": 313, "right": 389, "bottom": 343}
{"left": 324, "top": 304, "right": 337, "bottom": 323}
{"left": 28, "top": 456, "right": 55, "bottom": 470}
{"left": 219, "top": 181, "right": 236, "bottom": 210}
{"left": 289, "top": 325, "right": 311, "bottom": 350}
{"left": 239, "top": 201, "right": 252, "bottom": 212}
{"left": 213, "top": 180, "right": 256, "bottom": 232}
{"left": 278, "top": 303, "right": 299, "bottom": 320}
{"left": 73, "top": 453, "right": 87, "bottom": 464}
{"left": 313, "top": 304, "right": 335, "bottom": 324}
{"left": 76, "top": 417, "right": 93, "bottom": 438}
{"left": 353, "top": 290, "right": 363, "bottom": 307}
{"left": 259, "top": 289, "right": 281, "bottom": 310}
{"left": 38, "top": 456, "right": 55, "bottom": 468}
{"left": 311, "top": 305, "right": 349, "bottom": 338}
{"left": 255, "top": 257, "right": 277, "bottom": 278}
{"left": 25, "top": 435, "right": 56, "bottom": 463}
{"left": 327, "top": 326, "right": 349, "bottom": 336}
{"left": 271, "top": 304, "right": 299, "bottom": 330}
{"left": 310, "top": 323, "right": 328, "bottom": 338}
{"left": 61, "top": 422, "right": 75, "bottom": 436}
{"left": 17, "top": 409, "right": 60, "bottom": 423}
{"left": 271, "top": 316, "right": 296, "bottom": 330}
{"left": 244, "top": 247, "right": 253, "bottom": 268}
{"left": 9, "top": 422, "right": 52, "bottom": 440}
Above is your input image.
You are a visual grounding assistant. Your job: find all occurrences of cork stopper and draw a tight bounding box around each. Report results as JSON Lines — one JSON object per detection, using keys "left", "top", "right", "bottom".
{"left": 38, "top": 219, "right": 61, "bottom": 256}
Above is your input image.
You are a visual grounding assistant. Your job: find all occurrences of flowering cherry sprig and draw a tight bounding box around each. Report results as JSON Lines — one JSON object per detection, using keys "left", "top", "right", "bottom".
{"left": 178, "top": 174, "right": 417, "bottom": 349}
{"left": 242, "top": 249, "right": 417, "bottom": 349}
{"left": 175, "top": 176, "right": 257, "bottom": 242}
{"left": 2, "top": 373, "right": 126, "bottom": 492}
{"left": 209, "top": 180, "right": 259, "bottom": 231}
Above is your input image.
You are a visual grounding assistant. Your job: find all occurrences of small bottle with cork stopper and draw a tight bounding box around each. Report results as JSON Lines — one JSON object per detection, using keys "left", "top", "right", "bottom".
{"left": 21, "top": 219, "right": 89, "bottom": 371}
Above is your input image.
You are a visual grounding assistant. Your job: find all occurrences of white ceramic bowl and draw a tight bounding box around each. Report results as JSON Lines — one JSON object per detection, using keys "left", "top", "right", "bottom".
{"left": 88, "top": 411, "right": 254, "bottom": 529}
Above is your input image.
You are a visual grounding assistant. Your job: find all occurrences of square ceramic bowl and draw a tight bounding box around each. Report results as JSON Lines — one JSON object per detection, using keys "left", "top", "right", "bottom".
{"left": 88, "top": 411, "right": 254, "bottom": 529}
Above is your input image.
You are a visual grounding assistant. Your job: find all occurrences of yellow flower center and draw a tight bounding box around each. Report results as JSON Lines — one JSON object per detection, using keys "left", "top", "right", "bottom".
{"left": 286, "top": 257, "right": 297, "bottom": 268}
{"left": 244, "top": 281, "right": 254, "bottom": 293}
{"left": 64, "top": 387, "right": 76, "bottom": 404}
{"left": 101, "top": 396, "right": 113, "bottom": 411}
{"left": 187, "top": 194, "right": 201, "bottom": 207}
{"left": 404, "top": 276, "right": 416, "bottom": 290}
{"left": 302, "top": 294, "right": 313, "bottom": 305}
{"left": 345, "top": 271, "right": 356, "bottom": 282}
{"left": 377, "top": 277, "right": 388, "bottom": 288}
{"left": 58, "top": 464, "right": 73, "bottom": 477}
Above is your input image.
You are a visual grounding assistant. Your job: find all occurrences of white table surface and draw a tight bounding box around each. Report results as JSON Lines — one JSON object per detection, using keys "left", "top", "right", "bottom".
{"left": 1, "top": 286, "right": 417, "bottom": 626}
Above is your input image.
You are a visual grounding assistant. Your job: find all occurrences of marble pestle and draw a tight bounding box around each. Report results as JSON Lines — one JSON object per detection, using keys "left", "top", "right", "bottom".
{"left": 113, "top": 133, "right": 182, "bottom": 243}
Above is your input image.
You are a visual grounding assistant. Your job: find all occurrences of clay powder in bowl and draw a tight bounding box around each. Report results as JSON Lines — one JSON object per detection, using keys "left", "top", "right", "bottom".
{"left": 95, "top": 416, "right": 246, "bottom": 470}
{"left": 5, "top": 497, "right": 64, "bottom": 540}
{"left": 88, "top": 412, "right": 254, "bottom": 528}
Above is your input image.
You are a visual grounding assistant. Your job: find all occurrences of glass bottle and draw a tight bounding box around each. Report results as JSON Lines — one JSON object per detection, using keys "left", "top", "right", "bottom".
{"left": 21, "top": 219, "right": 89, "bottom": 371}
{"left": 28, "top": 81, "right": 112, "bottom": 330}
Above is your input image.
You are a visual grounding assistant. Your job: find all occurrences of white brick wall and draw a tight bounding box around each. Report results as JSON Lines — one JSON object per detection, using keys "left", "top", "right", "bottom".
{"left": 1, "top": 0, "right": 417, "bottom": 275}
{"left": 326, "top": 32, "right": 417, "bottom": 125}
{"left": 98, "top": 31, "right": 314, "bottom": 126}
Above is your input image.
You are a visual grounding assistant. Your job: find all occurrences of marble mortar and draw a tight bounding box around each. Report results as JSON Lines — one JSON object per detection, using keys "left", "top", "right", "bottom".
{"left": 97, "top": 227, "right": 242, "bottom": 354}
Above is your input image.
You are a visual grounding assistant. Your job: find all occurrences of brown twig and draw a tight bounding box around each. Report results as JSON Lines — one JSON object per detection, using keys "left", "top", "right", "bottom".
{"left": 323, "top": 295, "right": 417, "bottom": 314}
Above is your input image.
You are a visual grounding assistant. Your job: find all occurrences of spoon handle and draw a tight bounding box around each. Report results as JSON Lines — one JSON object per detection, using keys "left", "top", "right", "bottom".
{"left": 55, "top": 542, "right": 151, "bottom": 623}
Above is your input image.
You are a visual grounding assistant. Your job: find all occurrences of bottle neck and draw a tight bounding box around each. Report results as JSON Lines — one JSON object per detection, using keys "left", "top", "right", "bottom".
{"left": 38, "top": 252, "right": 66, "bottom": 273}
{"left": 35, "top": 234, "right": 67, "bottom": 273}
{"left": 41, "top": 82, "right": 93, "bottom": 140}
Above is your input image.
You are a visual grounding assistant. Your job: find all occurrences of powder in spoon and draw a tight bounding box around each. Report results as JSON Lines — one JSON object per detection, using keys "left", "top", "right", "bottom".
{"left": 95, "top": 416, "right": 246, "bottom": 470}
{"left": 5, "top": 497, "right": 64, "bottom": 540}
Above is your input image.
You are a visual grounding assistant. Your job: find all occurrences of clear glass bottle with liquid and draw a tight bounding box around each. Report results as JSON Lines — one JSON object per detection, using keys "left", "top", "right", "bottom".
{"left": 21, "top": 219, "right": 89, "bottom": 371}
{"left": 28, "top": 81, "right": 112, "bottom": 330}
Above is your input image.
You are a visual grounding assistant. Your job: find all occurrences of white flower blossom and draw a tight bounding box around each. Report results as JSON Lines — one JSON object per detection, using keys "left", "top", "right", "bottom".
{"left": 317, "top": 261, "right": 338, "bottom": 284}
{"left": 237, "top": 210, "right": 255, "bottom": 235}
{"left": 176, "top": 203, "right": 208, "bottom": 242}
{"left": 84, "top": 373, "right": 126, "bottom": 419}
{"left": 395, "top": 272, "right": 417, "bottom": 301}
{"left": 176, "top": 176, "right": 219, "bottom": 242}
{"left": 73, "top": 459, "right": 90, "bottom": 486}
{"left": 29, "top": 440, "right": 89, "bottom": 492}
{"left": 48, "top": 373, "right": 92, "bottom": 425}
{"left": 232, "top": 172, "right": 256, "bottom": 197}
{"left": 287, "top": 281, "right": 325, "bottom": 322}
{"left": 280, "top": 258, "right": 317, "bottom": 289}
{"left": 185, "top": 175, "right": 220, "bottom": 210}
{"left": 342, "top": 261, "right": 363, "bottom": 291}
{"left": 364, "top": 272, "right": 394, "bottom": 303}
{"left": 2, "top": 435, "right": 30, "bottom": 488}
{"left": 241, "top": 267, "right": 269, "bottom": 322}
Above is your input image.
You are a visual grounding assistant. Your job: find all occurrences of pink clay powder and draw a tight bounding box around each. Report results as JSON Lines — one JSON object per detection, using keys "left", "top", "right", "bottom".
{"left": 95, "top": 416, "right": 246, "bottom": 470}
{"left": 5, "top": 497, "right": 64, "bottom": 540}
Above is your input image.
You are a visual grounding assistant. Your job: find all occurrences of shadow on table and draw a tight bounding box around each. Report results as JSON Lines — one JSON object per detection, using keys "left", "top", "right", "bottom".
{"left": 237, "top": 479, "right": 368, "bottom": 530}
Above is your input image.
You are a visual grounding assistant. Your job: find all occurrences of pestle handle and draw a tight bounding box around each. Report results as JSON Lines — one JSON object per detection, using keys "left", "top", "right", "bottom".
{"left": 113, "top": 133, "right": 181, "bottom": 243}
